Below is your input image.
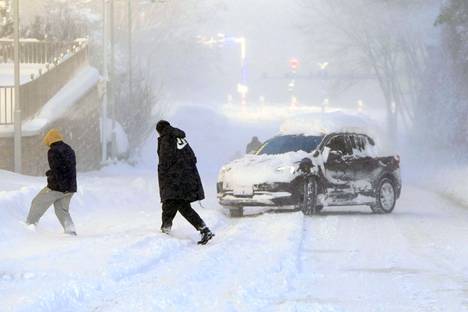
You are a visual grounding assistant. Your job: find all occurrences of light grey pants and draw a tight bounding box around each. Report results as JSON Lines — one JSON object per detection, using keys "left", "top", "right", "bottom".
{"left": 26, "top": 187, "right": 76, "bottom": 233}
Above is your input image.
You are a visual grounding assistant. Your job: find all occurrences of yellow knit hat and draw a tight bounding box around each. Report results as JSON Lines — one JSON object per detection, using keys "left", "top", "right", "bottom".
{"left": 43, "top": 128, "right": 64, "bottom": 146}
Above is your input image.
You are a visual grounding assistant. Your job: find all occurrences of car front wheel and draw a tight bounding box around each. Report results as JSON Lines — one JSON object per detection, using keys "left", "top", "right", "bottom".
{"left": 371, "top": 177, "right": 396, "bottom": 214}
{"left": 302, "top": 176, "right": 323, "bottom": 215}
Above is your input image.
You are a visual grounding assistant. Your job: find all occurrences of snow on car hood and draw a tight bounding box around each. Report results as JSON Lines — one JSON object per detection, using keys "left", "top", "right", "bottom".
{"left": 219, "top": 151, "right": 311, "bottom": 188}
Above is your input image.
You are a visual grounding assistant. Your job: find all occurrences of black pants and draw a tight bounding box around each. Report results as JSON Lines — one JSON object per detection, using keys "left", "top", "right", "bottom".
{"left": 162, "top": 199, "right": 205, "bottom": 231}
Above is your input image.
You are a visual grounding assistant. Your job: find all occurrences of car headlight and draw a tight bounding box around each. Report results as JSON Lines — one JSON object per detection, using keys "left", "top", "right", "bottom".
{"left": 218, "top": 166, "right": 231, "bottom": 180}
{"left": 276, "top": 165, "right": 296, "bottom": 174}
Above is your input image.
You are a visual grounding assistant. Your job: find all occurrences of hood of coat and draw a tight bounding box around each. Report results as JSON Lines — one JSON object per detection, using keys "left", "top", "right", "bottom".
{"left": 160, "top": 125, "right": 186, "bottom": 139}
{"left": 43, "top": 128, "right": 64, "bottom": 146}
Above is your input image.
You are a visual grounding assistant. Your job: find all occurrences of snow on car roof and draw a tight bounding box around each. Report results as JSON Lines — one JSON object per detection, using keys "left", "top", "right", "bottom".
{"left": 279, "top": 111, "right": 380, "bottom": 137}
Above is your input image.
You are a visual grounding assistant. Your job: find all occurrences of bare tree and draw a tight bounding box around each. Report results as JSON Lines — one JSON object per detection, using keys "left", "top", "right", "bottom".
{"left": 302, "top": 0, "right": 438, "bottom": 141}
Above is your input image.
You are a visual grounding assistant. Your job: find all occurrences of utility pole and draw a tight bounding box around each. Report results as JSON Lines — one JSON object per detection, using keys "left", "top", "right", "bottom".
{"left": 13, "top": 0, "right": 21, "bottom": 173}
{"left": 101, "top": 0, "right": 109, "bottom": 162}
{"left": 109, "top": 0, "right": 117, "bottom": 159}
{"left": 128, "top": 0, "right": 132, "bottom": 107}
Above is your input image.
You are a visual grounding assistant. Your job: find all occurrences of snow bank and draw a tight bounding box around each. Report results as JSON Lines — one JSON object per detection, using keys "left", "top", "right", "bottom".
{"left": 423, "top": 167, "right": 468, "bottom": 208}
{"left": 23, "top": 67, "right": 100, "bottom": 132}
{"left": 0, "top": 168, "right": 157, "bottom": 244}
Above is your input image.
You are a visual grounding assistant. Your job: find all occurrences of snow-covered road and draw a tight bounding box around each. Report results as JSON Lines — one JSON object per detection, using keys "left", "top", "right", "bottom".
{"left": 0, "top": 168, "right": 467, "bottom": 312}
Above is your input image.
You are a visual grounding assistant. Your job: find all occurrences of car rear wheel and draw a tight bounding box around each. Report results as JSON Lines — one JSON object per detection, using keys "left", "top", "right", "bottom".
{"left": 371, "top": 177, "right": 396, "bottom": 214}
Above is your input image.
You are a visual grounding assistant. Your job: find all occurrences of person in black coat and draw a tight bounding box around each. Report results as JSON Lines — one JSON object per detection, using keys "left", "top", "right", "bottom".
{"left": 26, "top": 129, "right": 78, "bottom": 235}
{"left": 156, "top": 120, "right": 214, "bottom": 245}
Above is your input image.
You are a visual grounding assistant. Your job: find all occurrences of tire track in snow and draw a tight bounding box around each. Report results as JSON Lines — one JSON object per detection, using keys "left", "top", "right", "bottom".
{"left": 83, "top": 212, "right": 305, "bottom": 312}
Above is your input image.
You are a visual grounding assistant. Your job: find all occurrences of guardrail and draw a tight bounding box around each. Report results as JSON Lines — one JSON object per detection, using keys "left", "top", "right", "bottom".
{"left": 0, "top": 39, "right": 89, "bottom": 125}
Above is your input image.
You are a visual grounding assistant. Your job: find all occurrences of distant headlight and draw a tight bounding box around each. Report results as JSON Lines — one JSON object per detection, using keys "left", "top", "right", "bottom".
{"left": 275, "top": 165, "right": 296, "bottom": 174}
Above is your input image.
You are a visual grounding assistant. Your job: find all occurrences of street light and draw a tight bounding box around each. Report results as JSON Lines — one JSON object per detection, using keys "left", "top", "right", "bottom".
{"left": 357, "top": 99, "right": 364, "bottom": 112}
{"left": 321, "top": 98, "right": 329, "bottom": 113}
{"left": 288, "top": 58, "right": 300, "bottom": 107}
{"left": 198, "top": 34, "right": 248, "bottom": 104}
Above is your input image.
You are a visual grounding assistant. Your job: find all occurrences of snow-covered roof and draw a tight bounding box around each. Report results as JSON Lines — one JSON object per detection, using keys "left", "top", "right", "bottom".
{"left": 279, "top": 111, "right": 380, "bottom": 138}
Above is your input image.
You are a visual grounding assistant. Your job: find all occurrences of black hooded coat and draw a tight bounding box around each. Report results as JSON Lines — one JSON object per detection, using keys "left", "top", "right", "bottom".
{"left": 46, "top": 141, "right": 77, "bottom": 193}
{"left": 157, "top": 126, "right": 205, "bottom": 203}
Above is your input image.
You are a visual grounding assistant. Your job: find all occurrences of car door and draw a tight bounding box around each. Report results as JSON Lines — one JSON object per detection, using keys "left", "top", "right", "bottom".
{"left": 322, "top": 134, "right": 354, "bottom": 193}
{"left": 347, "top": 134, "right": 376, "bottom": 194}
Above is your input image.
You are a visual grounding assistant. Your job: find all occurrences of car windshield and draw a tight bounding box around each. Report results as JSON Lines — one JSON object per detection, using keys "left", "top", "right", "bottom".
{"left": 256, "top": 135, "right": 323, "bottom": 155}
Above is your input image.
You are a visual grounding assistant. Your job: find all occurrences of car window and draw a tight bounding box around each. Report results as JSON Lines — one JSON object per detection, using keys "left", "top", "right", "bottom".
{"left": 349, "top": 135, "right": 368, "bottom": 158}
{"left": 257, "top": 135, "right": 323, "bottom": 155}
{"left": 356, "top": 135, "right": 366, "bottom": 151}
{"left": 363, "top": 135, "right": 378, "bottom": 157}
{"left": 326, "top": 135, "right": 352, "bottom": 155}
{"left": 348, "top": 134, "right": 378, "bottom": 158}
{"left": 348, "top": 135, "right": 358, "bottom": 151}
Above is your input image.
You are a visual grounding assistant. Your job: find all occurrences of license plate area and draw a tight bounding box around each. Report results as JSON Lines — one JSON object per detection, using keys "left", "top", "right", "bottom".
{"left": 233, "top": 185, "right": 254, "bottom": 197}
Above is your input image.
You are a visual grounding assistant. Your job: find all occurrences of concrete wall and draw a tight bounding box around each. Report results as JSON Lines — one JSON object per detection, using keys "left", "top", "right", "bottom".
{"left": 0, "top": 85, "right": 101, "bottom": 176}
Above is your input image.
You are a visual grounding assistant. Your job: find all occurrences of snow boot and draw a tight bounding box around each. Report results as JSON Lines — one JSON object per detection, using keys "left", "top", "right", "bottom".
{"left": 65, "top": 230, "right": 77, "bottom": 236}
{"left": 21, "top": 221, "right": 36, "bottom": 232}
{"left": 161, "top": 226, "right": 171, "bottom": 235}
{"left": 198, "top": 227, "right": 215, "bottom": 245}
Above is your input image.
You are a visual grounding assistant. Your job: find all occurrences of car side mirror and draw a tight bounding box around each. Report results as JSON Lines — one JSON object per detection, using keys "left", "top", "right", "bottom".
{"left": 312, "top": 150, "right": 320, "bottom": 158}
{"left": 299, "top": 157, "right": 313, "bottom": 173}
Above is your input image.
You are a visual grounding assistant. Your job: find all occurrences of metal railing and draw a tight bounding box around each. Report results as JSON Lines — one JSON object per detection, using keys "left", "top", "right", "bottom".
{"left": 0, "top": 87, "right": 14, "bottom": 124}
{"left": 0, "top": 39, "right": 89, "bottom": 125}
{"left": 0, "top": 39, "right": 80, "bottom": 64}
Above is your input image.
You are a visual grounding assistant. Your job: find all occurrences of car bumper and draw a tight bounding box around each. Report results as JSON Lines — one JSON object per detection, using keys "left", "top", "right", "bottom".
{"left": 218, "top": 191, "right": 296, "bottom": 207}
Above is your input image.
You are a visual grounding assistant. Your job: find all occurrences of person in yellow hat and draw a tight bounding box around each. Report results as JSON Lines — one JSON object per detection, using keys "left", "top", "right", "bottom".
{"left": 26, "top": 128, "right": 78, "bottom": 235}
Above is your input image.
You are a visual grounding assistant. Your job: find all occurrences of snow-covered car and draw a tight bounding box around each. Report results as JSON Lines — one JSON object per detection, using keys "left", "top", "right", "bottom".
{"left": 217, "top": 116, "right": 401, "bottom": 217}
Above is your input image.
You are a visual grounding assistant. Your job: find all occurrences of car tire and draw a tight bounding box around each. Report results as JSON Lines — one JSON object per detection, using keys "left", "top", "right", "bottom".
{"left": 302, "top": 177, "right": 321, "bottom": 215}
{"left": 227, "top": 206, "right": 244, "bottom": 218}
{"left": 370, "top": 177, "right": 396, "bottom": 214}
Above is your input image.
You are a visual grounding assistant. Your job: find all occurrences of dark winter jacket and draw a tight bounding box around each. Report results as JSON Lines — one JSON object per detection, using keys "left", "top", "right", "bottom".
{"left": 46, "top": 141, "right": 77, "bottom": 193}
{"left": 157, "top": 126, "right": 205, "bottom": 203}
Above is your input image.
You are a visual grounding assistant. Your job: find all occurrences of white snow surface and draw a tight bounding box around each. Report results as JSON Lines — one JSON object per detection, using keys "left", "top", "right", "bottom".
{"left": 0, "top": 105, "right": 467, "bottom": 311}
{"left": 422, "top": 166, "right": 468, "bottom": 208}
{"left": 1, "top": 165, "right": 468, "bottom": 311}
{"left": 0, "top": 63, "right": 45, "bottom": 86}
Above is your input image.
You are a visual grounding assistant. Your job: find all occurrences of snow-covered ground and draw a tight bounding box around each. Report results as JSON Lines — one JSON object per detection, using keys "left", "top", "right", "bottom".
{"left": 0, "top": 64, "right": 45, "bottom": 86}
{"left": 422, "top": 167, "right": 468, "bottom": 208}
{"left": 1, "top": 168, "right": 467, "bottom": 311}
{"left": 1, "top": 105, "right": 467, "bottom": 311}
